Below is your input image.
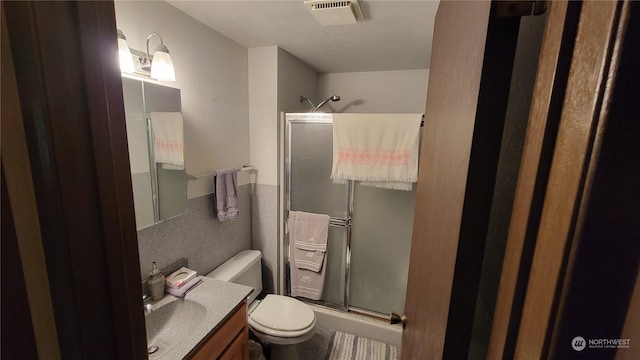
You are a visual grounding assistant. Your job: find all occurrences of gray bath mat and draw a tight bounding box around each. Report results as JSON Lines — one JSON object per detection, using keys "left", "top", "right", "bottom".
{"left": 326, "top": 331, "right": 399, "bottom": 360}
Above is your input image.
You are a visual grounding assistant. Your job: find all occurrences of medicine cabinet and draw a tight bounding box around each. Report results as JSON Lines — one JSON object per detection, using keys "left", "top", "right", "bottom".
{"left": 122, "top": 77, "right": 187, "bottom": 230}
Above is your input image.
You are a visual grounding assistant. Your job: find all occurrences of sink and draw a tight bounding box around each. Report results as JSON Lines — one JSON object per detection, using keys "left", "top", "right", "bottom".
{"left": 145, "top": 298, "right": 207, "bottom": 359}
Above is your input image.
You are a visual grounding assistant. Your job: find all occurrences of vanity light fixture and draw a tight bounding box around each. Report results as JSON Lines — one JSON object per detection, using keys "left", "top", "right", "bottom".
{"left": 117, "top": 30, "right": 176, "bottom": 81}
{"left": 144, "top": 33, "right": 176, "bottom": 82}
{"left": 117, "top": 29, "right": 134, "bottom": 73}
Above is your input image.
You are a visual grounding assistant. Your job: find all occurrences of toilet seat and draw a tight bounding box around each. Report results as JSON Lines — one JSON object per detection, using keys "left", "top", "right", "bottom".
{"left": 248, "top": 295, "right": 315, "bottom": 338}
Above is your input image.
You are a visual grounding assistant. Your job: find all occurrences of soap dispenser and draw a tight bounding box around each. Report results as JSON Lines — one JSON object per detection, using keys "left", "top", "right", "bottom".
{"left": 148, "top": 262, "right": 165, "bottom": 301}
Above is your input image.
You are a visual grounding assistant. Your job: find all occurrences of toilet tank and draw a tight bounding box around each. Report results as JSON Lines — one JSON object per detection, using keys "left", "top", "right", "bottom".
{"left": 206, "top": 250, "right": 262, "bottom": 304}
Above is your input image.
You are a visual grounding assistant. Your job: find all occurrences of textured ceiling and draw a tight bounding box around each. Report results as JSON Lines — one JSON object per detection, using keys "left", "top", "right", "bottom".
{"left": 167, "top": 0, "right": 439, "bottom": 73}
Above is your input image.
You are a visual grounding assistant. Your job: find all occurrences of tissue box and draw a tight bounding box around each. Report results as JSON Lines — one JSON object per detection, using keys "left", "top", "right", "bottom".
{"left": 165, "top": 267, "right": 197, "bottom": 289}
{"left": 165, "top": 276, "right": 203, "bottom": 298}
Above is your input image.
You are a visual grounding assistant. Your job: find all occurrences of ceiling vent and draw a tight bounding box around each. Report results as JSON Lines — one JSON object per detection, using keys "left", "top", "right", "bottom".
{"left": 304, "top": 0, "right": 364, "bottom": 26}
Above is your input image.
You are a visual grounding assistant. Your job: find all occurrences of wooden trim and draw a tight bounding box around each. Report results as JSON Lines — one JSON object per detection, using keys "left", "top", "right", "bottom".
{"left": 487, "top": 1, "right": 581, "bottom": 358}
{"left": 3, "top": 1, "right": 146, "bottom": 358}
{"left": 514, "top": 1, "right": 624, "bottom": 358}
{"left": 1, "top": 169, "right": 40, "bottom": 360}
{"left": 74, "top": 2, "right": 147, "bottom": 357}
{"left": 548, "top": 1, "right": 639, "bottom": 357}
{"left": 1, "top": 6, "right": 60, "bottom": 358}
{"left": 442, "top": 10, "right": 521, "bottom": 359}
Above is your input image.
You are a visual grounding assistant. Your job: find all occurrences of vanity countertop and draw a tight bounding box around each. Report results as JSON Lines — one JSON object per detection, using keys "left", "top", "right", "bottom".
{"left": 147, "top": 278, "right": 252, "bottom": 360}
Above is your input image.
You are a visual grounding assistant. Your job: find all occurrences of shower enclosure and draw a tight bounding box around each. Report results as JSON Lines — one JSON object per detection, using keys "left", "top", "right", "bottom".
{"left": 283, "top": 113, "right": 416, "bottom": 319}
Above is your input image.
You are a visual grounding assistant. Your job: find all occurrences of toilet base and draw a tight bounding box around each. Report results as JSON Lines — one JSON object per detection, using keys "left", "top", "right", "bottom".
{"left": 249, "top": 326, "right": 315, "bottom": 346}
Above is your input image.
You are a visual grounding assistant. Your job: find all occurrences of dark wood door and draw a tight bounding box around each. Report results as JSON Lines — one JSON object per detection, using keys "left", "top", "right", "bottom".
{"left": 404, "top": 0, "right": 639, "bottom": 359}
{"left": 2, "top": 1, "right": 146, "bottom": 358}
{"left": 402, "top": 1, "right": 521, "bottom": 358}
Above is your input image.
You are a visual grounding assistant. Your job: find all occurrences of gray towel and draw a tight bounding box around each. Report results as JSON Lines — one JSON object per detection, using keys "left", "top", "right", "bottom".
{"left": 290, "top": 211, "right": 330, "bottom": 252}
{"left": 289, "top": 211, "right": 329, "bottom": 300}
{"left": 290, "top": 246, "right": 327, "bottom": 300}
{"left": 215, "top": 169, "right": 238, "bottom": 221}
{"left": 293, "top": 248, "right": 325, "bottom": 272}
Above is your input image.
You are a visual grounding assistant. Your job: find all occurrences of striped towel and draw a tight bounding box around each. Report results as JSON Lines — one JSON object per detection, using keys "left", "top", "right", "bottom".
{"left": 289, "top": 211, "right": 330, "bottom": 299}
{"left": 327, "top": 331, "right": 399, "bottom": 360}
{"left": 290, "top": 211, "right": 330, "bottom": 272}
{"left": 331, "top": 113, "right": 422, "bottom": 191}
{"left": 150, "top": 112, "right": 184, "bottom": 169}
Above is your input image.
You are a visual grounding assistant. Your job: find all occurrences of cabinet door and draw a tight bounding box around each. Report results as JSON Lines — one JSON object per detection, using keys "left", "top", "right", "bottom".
{"left": 219, "top": 330, "right": 248, "bottom": 360}
{"left": 190, "top": 303, "right": 247, "bottom": 360}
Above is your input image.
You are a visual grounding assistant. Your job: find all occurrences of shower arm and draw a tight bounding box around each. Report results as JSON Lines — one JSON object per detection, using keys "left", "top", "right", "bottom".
{"left": 313, "top": 98, "right": 332, "bottom": 112}
{"left": 299, "top": 95, "right": 316, "bottom": 109}
{"left": 299, "top": 95, "right": 341, "bottom": 112}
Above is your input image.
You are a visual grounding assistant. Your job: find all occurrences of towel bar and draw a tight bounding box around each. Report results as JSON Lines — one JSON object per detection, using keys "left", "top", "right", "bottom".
{"left": 186, "top": 164, "right": 254, "bottom": 181}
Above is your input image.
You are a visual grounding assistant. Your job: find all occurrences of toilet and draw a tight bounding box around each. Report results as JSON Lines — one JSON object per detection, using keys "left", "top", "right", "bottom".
{"left": 206, "top": 250, "right": 316, "bottom": 348}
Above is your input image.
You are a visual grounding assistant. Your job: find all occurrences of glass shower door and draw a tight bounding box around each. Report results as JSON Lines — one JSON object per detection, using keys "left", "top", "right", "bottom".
{"left": 289, "top": 121, "right": 348, "bottom": 218}
{"left": 285, "top": 113, "right": 417, "bottom": 317}
{"left": 349, "top": 184, "right": 416, "bottom": 315}
{"left": 288, "top": 116, "right": 350, "bottom": 308}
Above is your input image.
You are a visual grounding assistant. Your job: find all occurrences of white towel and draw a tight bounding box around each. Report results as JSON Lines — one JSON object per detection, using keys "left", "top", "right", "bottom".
{"left": 150, "top": 112, "right": 184, "bottom": 169}
{"left": 289, "top": 211, "right": 329, "bottom": 300}
{"left": 331, "top": 113, "right": 422, "bottom": 191}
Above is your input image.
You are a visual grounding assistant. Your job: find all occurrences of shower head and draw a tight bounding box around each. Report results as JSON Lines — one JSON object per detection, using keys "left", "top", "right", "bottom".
{"left": 312, "top": 95, "right": 341, "bottom": 112}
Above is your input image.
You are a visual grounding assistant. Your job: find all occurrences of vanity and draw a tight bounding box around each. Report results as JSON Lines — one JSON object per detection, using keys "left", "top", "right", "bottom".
{"left": 146, "top": 278, "right": 252, "bottom": 360}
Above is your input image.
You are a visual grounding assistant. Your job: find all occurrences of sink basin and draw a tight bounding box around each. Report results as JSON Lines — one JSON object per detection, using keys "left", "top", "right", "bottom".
{"left": 145, "top": 298, "right": 207, "bottom": 359}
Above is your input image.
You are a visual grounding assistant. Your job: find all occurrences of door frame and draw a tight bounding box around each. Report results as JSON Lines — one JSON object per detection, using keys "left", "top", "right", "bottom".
{"left": 404, "top": 0, "right": 640, "bottom": 358}
{"left": 488, "top": 1, "right": 582, "bottom": 357}
{"left": 2, "top": 1, "right": 146, "bottom": 358}
{"left": 513, "top": 1, "right": 639, "bottom": 358}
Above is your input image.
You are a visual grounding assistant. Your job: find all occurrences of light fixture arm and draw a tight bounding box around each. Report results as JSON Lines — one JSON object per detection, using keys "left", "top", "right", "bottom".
{"left": 144, "top": 33, "right": 170, "bottom": 70}
{"left": 146, "top": 33, "right": 164, "bottom": 60}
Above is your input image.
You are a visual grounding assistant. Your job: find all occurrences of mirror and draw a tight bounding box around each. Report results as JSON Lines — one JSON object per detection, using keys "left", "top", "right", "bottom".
{"left": 122, "top": 76, "right": 187, "bottom": 230}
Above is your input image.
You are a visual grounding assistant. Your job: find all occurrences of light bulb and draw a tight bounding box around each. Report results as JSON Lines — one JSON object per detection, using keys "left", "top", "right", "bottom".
{"left": 117, "top": 31, "right": 134, "bottom": 73}
{"left": 150, "top": 49, "right": 175, "bottom": 81}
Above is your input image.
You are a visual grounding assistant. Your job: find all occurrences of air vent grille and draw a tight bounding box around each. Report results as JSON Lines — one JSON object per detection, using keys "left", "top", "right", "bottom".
{"left": 310, "top": 1, "right": 351, "bottom": 10}
{"left": 304, "top": 0, "right": 363, "bottom": 26}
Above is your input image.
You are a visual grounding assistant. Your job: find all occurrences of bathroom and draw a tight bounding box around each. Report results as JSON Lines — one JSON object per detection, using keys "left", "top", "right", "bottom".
{"left": 4, "top": 1, "right": 640, "bottom": 360}
{"left": 116, "top": 0, "right": 431, "bottom": 358}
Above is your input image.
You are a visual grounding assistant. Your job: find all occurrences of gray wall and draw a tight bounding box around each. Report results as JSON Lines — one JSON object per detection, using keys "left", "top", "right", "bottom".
{"left": 251, "top": 184, "right": 278, "bottom": 294}
{"left": 317, "top": 69, "right": 429, "bottom": 113}
{"left": 115, "top": 1, "right": 251, "bottom": 199}
{"left": 248, "top": 46, "right": 319, "bottom": 294}
{"left": 115, "top": 1, "right": 253, "bottom": 279}
{"left": 138, "top": 185, "right": 251, "bottom": 279}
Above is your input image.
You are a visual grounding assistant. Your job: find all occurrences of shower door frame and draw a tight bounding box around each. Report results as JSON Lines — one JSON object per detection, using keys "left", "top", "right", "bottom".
{"left": 283, "top": 113, "right": 388, "bottom": 320}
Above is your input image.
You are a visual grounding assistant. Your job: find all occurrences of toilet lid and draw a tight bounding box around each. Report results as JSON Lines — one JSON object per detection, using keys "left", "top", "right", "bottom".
{"left": 249, "top": 295, "right": 315, "bottom": 332}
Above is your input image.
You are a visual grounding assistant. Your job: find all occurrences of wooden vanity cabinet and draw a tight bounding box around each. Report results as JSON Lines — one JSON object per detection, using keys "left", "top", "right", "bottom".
{"left": 190, "top": 302, "right": 249, "bottom": 360}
